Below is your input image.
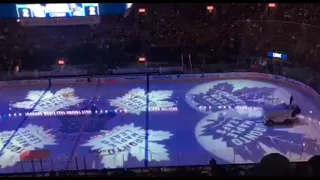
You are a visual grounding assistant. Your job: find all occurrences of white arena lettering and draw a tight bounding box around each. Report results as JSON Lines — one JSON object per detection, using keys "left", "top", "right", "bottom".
{"left": 202, "top": 90, "right": 245, "bottom": 106}
{"left": 94, "top": 129, "right": 146, "bottom": 156}
{"left": 150, "top": 107, "right": 160, "bottom": 111}
{"left": 150, "top": 107, "right": 178, "bottom": 112}
{"left": 224, "top": 123, "right": 235, "bottom": 128}
{"left": 273, "top": 53, "right": 282, "bottom": 58}
{"left": 121, "top": 95, "right": 174, "bottom": 111}
{"left": 231, "top": 139, "right": 243, "bottom": 145}
{"left": 7, "top": 143, "right": 24, "bottom": 153}
{"left": 213, "top": 118, "right": 267, "bottom": 146}
{"left": 230, "top": 127, "right": 266, "bottom": 146}
{"left": 81, "top": 110, "right": 92, "bottom": 114}
{"left": 244, "top": 133, "right": 259, "bottom": 141}
{"left": 238, "top": 123, "right": 250, "bottom": 129}
{"left": 250, "top": 130, "right": 263, "bottom": 136}
{"left": 56, "top": 111, "right": 66, "bottom": 115}
{"left": 226, "top": 133, "right": 238, "bottom": 139}
{"left": 26, "top": 110, "right": 93, "bottom": 117}
{"left": 5, "top": 132, "right": 41, "bottom": 154}
{"left": 229, "top": 120, "right": 240, "bottom": 124}
{"left": 66, "top": 110, "right": 81, "bottom": 115}
{"left": 26, "top": 112, "right": 43, "bottom": 116}
{"left": 243, "top": 120, "right": 254, "bottom": 125}
{"left": 49, "top": 12, "right": 66, "bottom": 17}
{"left": 43, "top": 112, "right": 55, "bottom": 116}
{"left": 235, "top": 106, "right": 262, "bottom": 111}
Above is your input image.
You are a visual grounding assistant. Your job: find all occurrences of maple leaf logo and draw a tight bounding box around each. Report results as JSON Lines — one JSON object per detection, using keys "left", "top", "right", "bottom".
{"left": 0, "top": 124, "right": 56, "bottom": 168}
{"left": 196, "top": 109, "right": 320, "bottom": 163}
{"left": 11, "top": 88, "right": 85, "bottom": 112}
{"left": 109, "top": 88, "right": 176, "bottom": 115}
{"left": 186, "top": 80, "right": 289, "bottom": 114}
{"left": 82, "top": 123, "right": 172, "bottom": 168}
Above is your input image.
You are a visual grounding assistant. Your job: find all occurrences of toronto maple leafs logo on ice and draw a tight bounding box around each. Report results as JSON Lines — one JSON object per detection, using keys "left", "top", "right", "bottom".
{"left": 82, "top": 123, "right": 172, "bottom": 168}
{"left": 195, "top": 109, "right": 320, "bottom": 163}
{"left": 186, "top": 80, "right": 290, "bottom": 114}
{"left": 11, "top": 88, "right": 84, "bottom": 112}
{"left": 109, "top": 88, "right": 176, "bottom": 115}
{"left": 0, "top": 124, "right": 56, "bottom": 168}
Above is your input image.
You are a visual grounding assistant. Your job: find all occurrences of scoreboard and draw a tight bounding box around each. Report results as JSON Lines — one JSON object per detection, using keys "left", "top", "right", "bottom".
{"left": 16, "top": 3, "right": 100, "bottom": 26}
{"left": 16, "top": 3, "right": 99, "bottom": 18}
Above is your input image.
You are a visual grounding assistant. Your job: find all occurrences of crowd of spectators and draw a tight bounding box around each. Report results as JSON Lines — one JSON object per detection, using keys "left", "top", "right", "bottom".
{"left": 1, "top": 3, "right": 320, "bottom": 72}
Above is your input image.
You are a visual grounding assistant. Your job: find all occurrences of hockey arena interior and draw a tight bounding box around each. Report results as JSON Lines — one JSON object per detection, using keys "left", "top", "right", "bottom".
{"left": 0, "top": 2, "right": 319, "bottom": 177}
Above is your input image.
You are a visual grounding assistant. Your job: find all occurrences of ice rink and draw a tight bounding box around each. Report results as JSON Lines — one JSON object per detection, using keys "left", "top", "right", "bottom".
{"left": 0, "top": 76, "right": 320, "bottom": 173}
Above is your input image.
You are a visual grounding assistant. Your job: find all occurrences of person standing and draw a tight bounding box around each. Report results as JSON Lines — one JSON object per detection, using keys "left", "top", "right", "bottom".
{"left": 290, "top": 95, "right": 293, "bottom": 105}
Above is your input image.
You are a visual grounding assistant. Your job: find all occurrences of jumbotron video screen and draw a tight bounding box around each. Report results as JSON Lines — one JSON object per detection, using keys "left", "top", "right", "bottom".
{"left": 16, "top": 3, "right": 99, "bottom": 18}
{"left": 15, "top": 3, "right": 132, "bottom": 26}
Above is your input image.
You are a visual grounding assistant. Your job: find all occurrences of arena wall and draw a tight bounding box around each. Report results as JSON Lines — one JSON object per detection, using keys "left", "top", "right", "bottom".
{"left": 0, "top": 72, "right": 318, "bottom": 101}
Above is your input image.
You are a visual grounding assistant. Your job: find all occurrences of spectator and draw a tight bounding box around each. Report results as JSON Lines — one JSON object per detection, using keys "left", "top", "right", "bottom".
{"left": 308, "top": 155, "right": 320, "bottom": 176}
{"left": 253, "top": 153, "right": 292, "bottom": 176}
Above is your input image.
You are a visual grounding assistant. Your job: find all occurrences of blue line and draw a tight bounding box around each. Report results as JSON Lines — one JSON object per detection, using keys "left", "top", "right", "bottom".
{"left": 145, "top": 74, "right": 150, "bottom": 168}
{"left": 0, "top": 81, "right": 51, "bottom": 154}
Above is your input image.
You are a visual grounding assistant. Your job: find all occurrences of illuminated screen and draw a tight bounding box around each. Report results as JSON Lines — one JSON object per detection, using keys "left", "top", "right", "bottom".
{"left": 0, "top": 77, "right": 320, "bottom": 173}
{"left": 126, "top": 3, "right": 133, "bottom": 9}
{"left": 15, "top": 3, "right": 99, "bottom": 18}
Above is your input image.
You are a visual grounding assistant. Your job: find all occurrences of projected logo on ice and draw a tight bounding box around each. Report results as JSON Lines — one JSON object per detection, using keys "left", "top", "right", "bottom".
{"left": 11, "top": 88, "right": 84, "bottom": 112}
{"left": 0, "top": 125, "right": 56, "bottom": 168}
{"left": 186, "top": 80, "right": 290, "bottom": 114}
{"left": 195, "top": 109, "right": 320, "bottom": 163}
{"left": 109, "top": 88, "right": 176, "bottom": 115}
{"left": 83, "top": 123, "right": 172, "bottom": 168}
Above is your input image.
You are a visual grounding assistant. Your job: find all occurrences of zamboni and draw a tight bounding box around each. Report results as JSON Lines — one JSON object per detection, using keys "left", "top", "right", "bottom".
{"left": 263, "top": 103, "right": 301, "bottom": 126}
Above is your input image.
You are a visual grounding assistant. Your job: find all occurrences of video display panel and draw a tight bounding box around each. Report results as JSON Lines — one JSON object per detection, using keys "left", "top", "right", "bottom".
{"left": 16, "top": 3, "right": 99, "bottom": 18}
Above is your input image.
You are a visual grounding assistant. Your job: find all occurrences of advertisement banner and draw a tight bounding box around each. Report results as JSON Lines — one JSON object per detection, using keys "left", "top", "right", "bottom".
{"left": 111, "top": 66, "right": 182, "bottom": 74}
{"left": 51, "top": 78, "right": 87, "bottom": 85}
{"left": 22, "top": 80, "right": 48, "bottom": 86}
{"left": 273, "top": 75, "right": 285, "bottom": 81}
{"left": 304, "top": 85, "right": 320, "bottom": 99}
{"left": 151, "top": 75, "right": 172, "bottom": 80}
{"left": 0, "top": 79, "right": 49, "bottom": 87}
{"left": 0, "top": 80, "right": 21, "bottom": 86}
{"left": 123, "top": 76, "right": 146, "bottom": 81}
{"left": 200, "top": 73, "right": 247, "bottom": 79}
{"left": 100, "top": 77, "right": 122, "bottom": 84}
{"left": 87, "top": 77, "right": 99, "bottom": 83}
{"left": 247, "top": 73, "right": 272, "bottom": 79}
{"left": 178, "top": 74, "right": 198, "bottom": 79}
{"left": 200, "top": 73, "right": 219, "bottom": 78}
{"left": 275, "top": 75, "right": 302, "bottom": 88}
{"left": 74, "top": 78, "right": 86, "bottom": 83}
{"left": 220, "top": 73, "right": 245, "bottom": 78}
{"left": 272, "top": 75, "right": 320, "bottom": 100}
{"left": 284, "top": 78, "right": 306, "bottom": 89}
{"left": 100, "top": 76, "right": 146, "bottom": 83}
